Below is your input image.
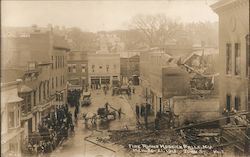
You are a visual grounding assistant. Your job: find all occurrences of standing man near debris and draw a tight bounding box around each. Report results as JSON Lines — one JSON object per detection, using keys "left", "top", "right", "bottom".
{"left": 118, "top": 108, "right": 122, "bottom": 119}
{"left": 91, "top": 113, "right": 97, "bottom": 125}
{"left": 136, "top": 104, "right": 140, "bottom": 118}
{"left": 74, "top": 108, "right": 78, "bottom": 122}
{"left": 132, "top": 87, "right": 135, "bottom": 94}
{"left": 105, "top": 102, "right": 109, "bottom": 111}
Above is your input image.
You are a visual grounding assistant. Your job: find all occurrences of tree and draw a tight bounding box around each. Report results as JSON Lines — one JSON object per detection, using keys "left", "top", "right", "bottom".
{"left": 129, "top": 14, "right": 181, "bottom": 47}
{"left": 67, "top": 27, "right": 98, "bottom": 51}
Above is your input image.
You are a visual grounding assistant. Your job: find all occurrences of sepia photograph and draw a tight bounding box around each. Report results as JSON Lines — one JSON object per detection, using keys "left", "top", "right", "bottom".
{"left": 1, "top": 0, "right": 249, "bottom": 156}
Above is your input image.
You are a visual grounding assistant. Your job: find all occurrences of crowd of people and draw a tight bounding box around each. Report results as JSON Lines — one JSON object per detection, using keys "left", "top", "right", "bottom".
{"left": 22, "top": 104, "right": 74, "bottom": 155}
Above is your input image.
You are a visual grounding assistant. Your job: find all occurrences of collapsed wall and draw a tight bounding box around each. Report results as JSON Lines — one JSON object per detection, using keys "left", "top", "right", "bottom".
{"left": 171, "top": 96, "right": 220, "bottom": 126}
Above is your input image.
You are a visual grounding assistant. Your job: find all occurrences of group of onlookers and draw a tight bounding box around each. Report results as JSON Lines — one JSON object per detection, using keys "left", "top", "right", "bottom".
{"left": 22, "top": 104, "right": 74, "bottom": 155}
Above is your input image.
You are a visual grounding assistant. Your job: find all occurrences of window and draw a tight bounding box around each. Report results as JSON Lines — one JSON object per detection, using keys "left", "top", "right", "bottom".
{"left": 47, "top": 81, "right": 49, "bottom": 97}
{"left": 52, "top": 78, "right": 54, "bottom": 89}
{"left": 34, "top": 90, "right": 36, "bottom": 106}
{"left": 226, "top": 43, "right": 232, "bottom": 74}
{"left": 99, "top": 65, "right": 103, "bottom": 69}
{"left": 57, "top": 56, "right": 59, "bottom": 68}
{"left": 26, "top": 94, "right": 31, "bottom": 112}
{"left": 16, "top": 109, "right": 20, "bottom": 127}
{"left": 55, "top": 56, "right": 57, "bottom": 69}
{"left": 43, "top": 83, "right": 46, "bottom": 99}
{"left": 59, "top": 56, "right": 62, "bottom": 68}
{"left": 59, "top": 56, "right": 61, "bottom": 68}
{"left": 39, "top": 84, "right": 42, "bottom": 102}
{"left": 72, "top": 65, "right": 76, "bottom": 73}
{"left": 8, "top": 111, "right": 15, "bottom": 128}
{"left": 235, "top": 96, "right": 241, "bottom": 111}
{"left": 226, "top": 94, "right": 231, "bottom": 111}
{"left": 235, "top": 43, "right": 241, "bottom": 75}
{"left": 61, "top": 76, "right": 63, "bottom": 86}
{"left": 58, "top": 56, "right": 60, "bottom": 68}
{"left": 81, "top": 64, "right": 86, "bottom": 73}
{"left": 106, "top": 65, "right": 109, "bottom": 72}
{"left": 51, "top": 56, "right": 54, "bottom": 69}
{"left": 92, "top": 65, "right": 95, "bottom": 72}
{"left": 246, "top": 35, "right": 250, "bottom": 76}
{"left": 68, "top": 64, "right": 72, "bottom": 72}
{"left": 56, "top": 77, "right": 58, "bottom": 87}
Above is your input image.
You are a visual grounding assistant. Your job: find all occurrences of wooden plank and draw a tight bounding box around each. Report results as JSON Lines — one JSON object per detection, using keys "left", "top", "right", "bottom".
{"left": 174, "top": 111, "right": 250, "bottom": 131}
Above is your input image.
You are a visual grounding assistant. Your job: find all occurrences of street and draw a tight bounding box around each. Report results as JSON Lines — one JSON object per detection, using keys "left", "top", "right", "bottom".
{"left": 50, "top": 87, "right": 139, "bottom": 157}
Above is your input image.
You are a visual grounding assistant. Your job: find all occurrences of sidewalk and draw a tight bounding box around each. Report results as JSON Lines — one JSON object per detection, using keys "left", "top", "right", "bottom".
{"left": 123, "top": 85, "right": 156, "bottom": 129}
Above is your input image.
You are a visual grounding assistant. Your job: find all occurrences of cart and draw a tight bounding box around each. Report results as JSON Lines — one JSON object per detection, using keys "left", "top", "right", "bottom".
{"left": 97, "top": 107, "right": 116, "bottom": 121}
{"left": 81, "top": 91, "right": 91, "bottom": 106}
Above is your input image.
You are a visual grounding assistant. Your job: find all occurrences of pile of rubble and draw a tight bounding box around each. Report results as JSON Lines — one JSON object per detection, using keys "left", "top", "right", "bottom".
{"left": 106, "top": 129, "right": 183, "bottom": 148}
{"left": 96, "top": 128, "right": 222, "bottom": 151}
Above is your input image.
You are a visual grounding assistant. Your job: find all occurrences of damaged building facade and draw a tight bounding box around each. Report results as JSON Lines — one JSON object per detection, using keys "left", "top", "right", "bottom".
{"left": 137, "top": 49, "right": 180, "bottom": 116}
{"left": 140, "top": 46, "right": 220, "bottom": 123}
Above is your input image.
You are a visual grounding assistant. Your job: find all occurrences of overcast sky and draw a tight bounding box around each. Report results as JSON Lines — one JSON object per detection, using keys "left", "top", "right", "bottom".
{"left": 2, "top": 0, "right": 219, "bottom": 32}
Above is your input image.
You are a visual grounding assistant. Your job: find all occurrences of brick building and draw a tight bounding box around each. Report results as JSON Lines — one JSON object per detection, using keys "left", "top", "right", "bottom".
{"left": 211, "top": 0, "right": 249, "bottom": 114}
{"left": 67, "top": 50, "right": 88, "bottom": 90}
{"left": 88, "top": 53, "right": 120, "bottom": 87}
{"left": 120, "top": 55, "right": 140, "bottom": 84}
{"left": 211, "top": 0, "right": 249, "bottom": 155}
{"left": 1, "top": 26, "right": 70, "bottom": 140}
